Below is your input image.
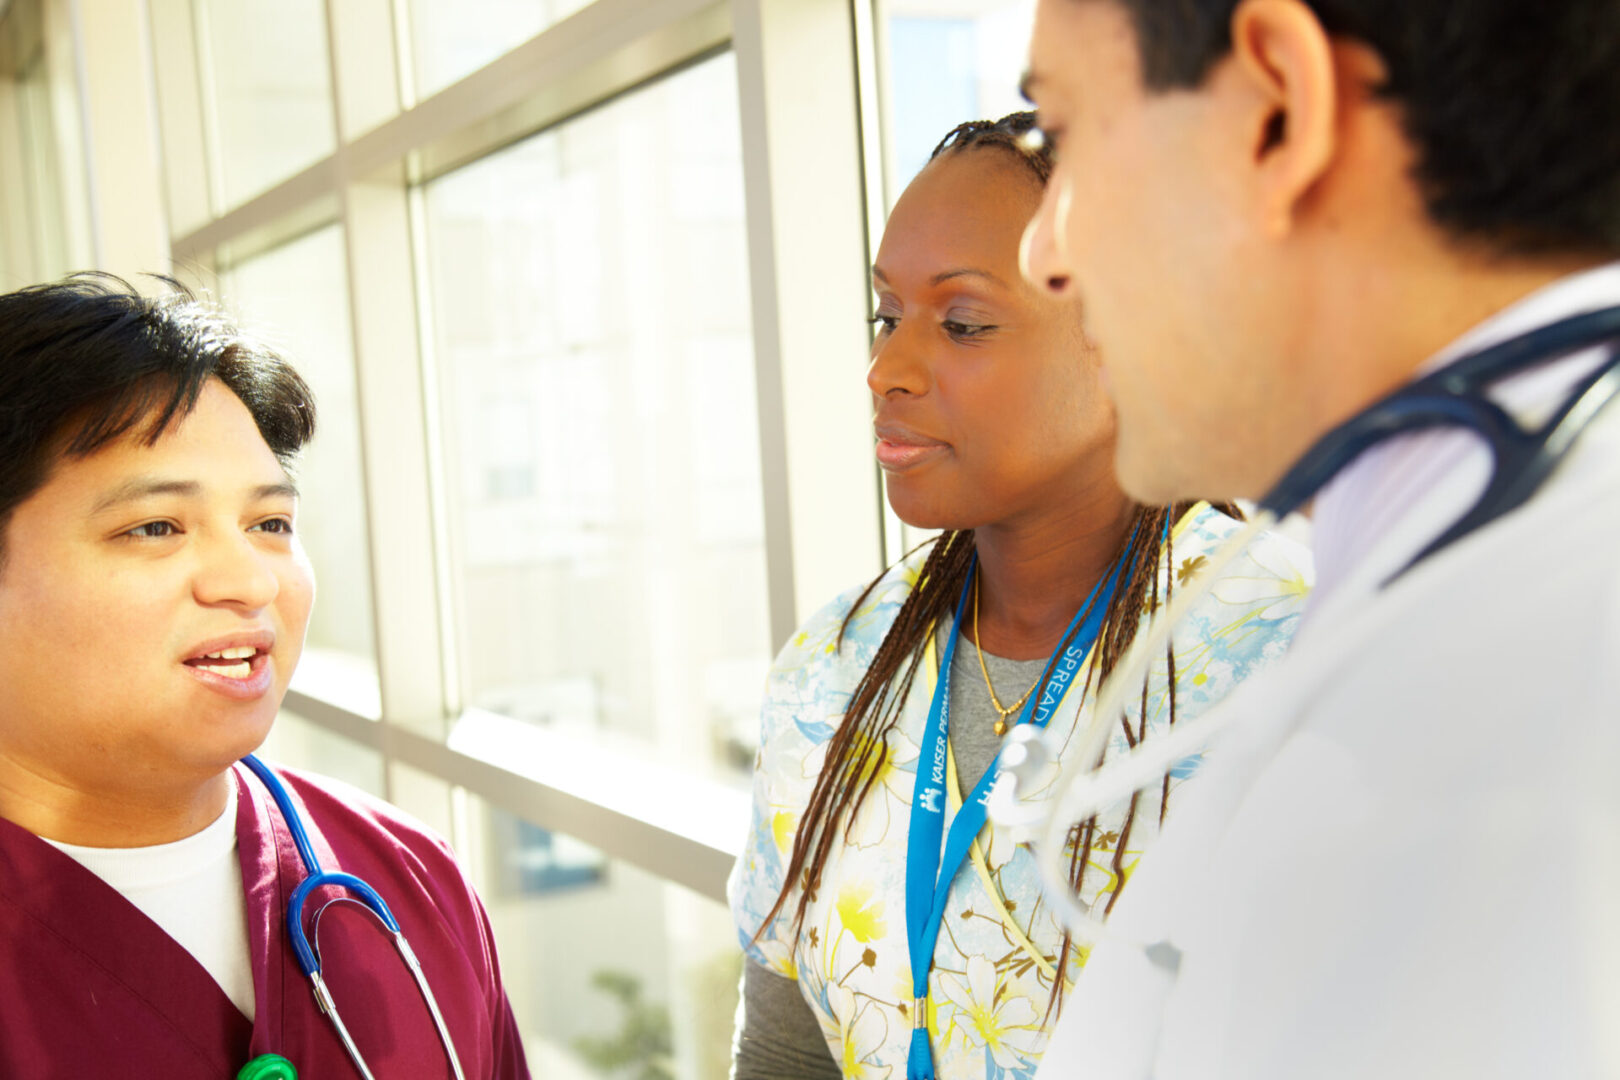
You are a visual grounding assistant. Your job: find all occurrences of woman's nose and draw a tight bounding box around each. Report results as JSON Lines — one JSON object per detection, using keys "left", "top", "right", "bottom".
{"left": 866, "top": 320, "right": 930, "bottom": 398}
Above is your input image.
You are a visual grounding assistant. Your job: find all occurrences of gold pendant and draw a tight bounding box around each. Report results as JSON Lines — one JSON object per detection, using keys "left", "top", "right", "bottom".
{"left": 993, "top": 717, "right": 1008, "bottom": 737}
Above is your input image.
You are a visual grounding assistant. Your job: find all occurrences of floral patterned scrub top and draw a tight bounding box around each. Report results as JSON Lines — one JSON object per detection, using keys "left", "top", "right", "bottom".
{"left": 729, "top": 504, "right": 1313, "bottom": 1079}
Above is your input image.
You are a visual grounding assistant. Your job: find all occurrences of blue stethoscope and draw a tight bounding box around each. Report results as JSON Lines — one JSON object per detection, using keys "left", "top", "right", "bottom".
{"left": 239, "top": 755, "right": 468, "bottom": 1080}
{"left": 990, "top": 304, "right": 1620, "bottom": 941}
{"left": 1261, "top": 302, "right": 1620, "bottom": 577}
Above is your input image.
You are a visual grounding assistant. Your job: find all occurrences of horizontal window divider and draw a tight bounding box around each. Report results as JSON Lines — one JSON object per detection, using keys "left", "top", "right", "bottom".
{"left": 280, "top": 689, "right": 748, "bottom": 905}
{"left": 170, "top": 0, "right": 729, "bottom": 263}
{"left": 283, "top": 686, "right": 385, "bottom": 746}
{"left": 173, "top": 171, "right": 341, "bottom": 269}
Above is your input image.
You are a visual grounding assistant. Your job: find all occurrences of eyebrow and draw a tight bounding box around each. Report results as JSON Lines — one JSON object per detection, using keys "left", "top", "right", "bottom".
{"left": 933, "top": 268, "right": 1006, "bottom": 288}
{"left": 91, "top": 477, "right": 300, "bottom": 515}
{"left": 871, "top": 267, "right": 1008, "bottom": 288}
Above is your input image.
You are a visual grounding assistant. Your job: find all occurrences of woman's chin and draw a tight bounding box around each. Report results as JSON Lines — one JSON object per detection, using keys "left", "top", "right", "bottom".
{"left": 885, "top": 489, "right": 972, "bottom": 535}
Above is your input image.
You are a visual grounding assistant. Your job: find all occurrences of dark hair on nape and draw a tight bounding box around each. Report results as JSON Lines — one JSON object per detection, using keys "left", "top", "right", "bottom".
{"left": 930, "top": 110, "right": 1053, "bottom": 186}
{"left": 1108, "top": 0, "right": 1620, "bottom": 257}
{"left": 757, "top": 107, "right": 1239, "bottom": 1020}
{"left": 0, "top": 272, "right": 317, "bottom": 559}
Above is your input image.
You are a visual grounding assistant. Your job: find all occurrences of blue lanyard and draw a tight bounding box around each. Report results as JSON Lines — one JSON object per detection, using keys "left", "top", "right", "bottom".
{"left": 904, "top": 554, "right": 1125, "bottom": 1079}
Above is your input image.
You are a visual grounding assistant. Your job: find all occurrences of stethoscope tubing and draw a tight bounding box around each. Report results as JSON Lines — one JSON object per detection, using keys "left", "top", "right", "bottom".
{"left": 239, "top": 755, "right": 467, "bottom": 1080}
{"left": 993, "top": 308, "right": 1620, "bottom": 949}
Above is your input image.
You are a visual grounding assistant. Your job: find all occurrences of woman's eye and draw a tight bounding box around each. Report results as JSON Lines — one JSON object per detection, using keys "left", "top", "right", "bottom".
{"left": 125, "top": 521, "right": 179, "bottom": 539}
{"left": 251, "top": 517, "right": 295, "bottom": 536}
{"left": 943, "top": 320, "right": 994, "bottom": 339}
{"left": 868, "top": 313, "right": 899, "bottom": 334}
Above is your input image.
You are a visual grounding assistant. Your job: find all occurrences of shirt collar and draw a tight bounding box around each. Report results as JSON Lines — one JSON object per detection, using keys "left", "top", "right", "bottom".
{"left": 1309, "top": 261, "right": 1620, "bottom": 604}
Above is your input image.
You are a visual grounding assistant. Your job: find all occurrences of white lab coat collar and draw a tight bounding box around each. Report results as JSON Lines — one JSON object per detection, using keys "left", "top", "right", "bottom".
{"left": 1308, "top": 260, "right": 1620, "bottom": 611}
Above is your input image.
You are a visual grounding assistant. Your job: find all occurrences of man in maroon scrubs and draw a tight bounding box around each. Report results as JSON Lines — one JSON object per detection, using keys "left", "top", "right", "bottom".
{"left": 0, "top": 276, "right": 530, "bottom": 1079}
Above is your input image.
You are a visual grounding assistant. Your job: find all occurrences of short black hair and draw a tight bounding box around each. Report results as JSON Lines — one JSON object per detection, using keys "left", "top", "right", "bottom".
{"left": 0, "top": 273, "right": 317, "bottom": 559}
{"left": 1108, "top": 0, "right": 1620, "bottom": 256}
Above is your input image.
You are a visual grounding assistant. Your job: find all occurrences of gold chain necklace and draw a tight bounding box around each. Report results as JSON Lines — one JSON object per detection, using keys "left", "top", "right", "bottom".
{"left": 972, "top": 575, "right": 1045, "bottom": 736}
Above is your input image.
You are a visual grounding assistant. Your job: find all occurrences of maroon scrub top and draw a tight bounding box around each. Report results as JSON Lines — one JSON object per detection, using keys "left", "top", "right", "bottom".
{"left": 0, "top": 763, "right": 530, "bottom": 1079}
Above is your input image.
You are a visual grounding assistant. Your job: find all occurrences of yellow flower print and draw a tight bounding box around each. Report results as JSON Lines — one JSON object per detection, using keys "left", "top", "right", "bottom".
{"left": 837, "top": 727, "right": 921, "bottom": 849}
{"left": 772, "top": 809, "right": 797, "bottom": 854}
{"left": 1208, "top": 543, "right": 1311, "bottom": 622}
{"left": 832, "top": 986, "right": 892, "bottom": 1080}
{"left": 836, "top": 882, "right": 888, "bottom": 943}
{"left": 936, "top": 955, "right": 1042, "bottom": 1069}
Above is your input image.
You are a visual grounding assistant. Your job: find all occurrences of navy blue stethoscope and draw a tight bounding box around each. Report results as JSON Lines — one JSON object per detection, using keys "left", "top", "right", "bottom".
{"left": 239, "top": 755, "right": 468, "bottom": 1080}
{"left": 990, "top": 304, "right": 1620, "bottom": 940}
{"left": 1260, "top": 302, "right": 1620, "bottom": 577}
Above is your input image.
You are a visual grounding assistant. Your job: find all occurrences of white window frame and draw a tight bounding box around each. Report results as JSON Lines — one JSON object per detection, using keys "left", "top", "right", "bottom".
{"left": 96, "top": 0, "right": 893, "bottom": 903}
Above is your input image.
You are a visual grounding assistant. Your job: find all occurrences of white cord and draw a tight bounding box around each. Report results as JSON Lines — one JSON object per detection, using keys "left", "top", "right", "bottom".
{"left": 1012, "top": 513, "right": 1277, "bottom": 941}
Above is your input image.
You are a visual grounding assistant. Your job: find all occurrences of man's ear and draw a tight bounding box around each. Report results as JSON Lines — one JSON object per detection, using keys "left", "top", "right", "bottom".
{"left": 1227, "top": 0, "right": 1339, "bottom": 239}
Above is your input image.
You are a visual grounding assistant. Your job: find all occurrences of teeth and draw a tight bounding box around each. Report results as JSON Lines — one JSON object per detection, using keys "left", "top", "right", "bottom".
{"left": 211, "top": 662, "right": 251, "bottom": 679}
{"left": 202, "top": 646, "right": 257, "bottom": 660}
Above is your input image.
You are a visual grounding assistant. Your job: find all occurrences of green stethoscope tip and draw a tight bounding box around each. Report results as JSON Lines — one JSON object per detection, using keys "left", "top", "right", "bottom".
{"left": 237, "top": 1053, "right": 298, "bottom": 1080}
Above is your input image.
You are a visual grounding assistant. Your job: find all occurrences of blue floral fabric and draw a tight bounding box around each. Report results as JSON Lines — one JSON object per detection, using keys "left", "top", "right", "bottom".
{"left": 729, "top": 505, "right": 1312, "bottom": 1078}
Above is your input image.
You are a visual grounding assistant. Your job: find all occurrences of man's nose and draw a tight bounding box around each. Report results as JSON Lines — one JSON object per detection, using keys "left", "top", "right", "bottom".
{"left": 1022, "top": 178, "right": 1076, "bottom": 297}
{"left": 191, "top": 530, "right": 279, "bottom": 611}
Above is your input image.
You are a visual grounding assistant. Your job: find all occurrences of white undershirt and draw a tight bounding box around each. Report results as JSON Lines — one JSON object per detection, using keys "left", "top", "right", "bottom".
{"left": 42, "top": 779, "right": 256, "bottom": 1020}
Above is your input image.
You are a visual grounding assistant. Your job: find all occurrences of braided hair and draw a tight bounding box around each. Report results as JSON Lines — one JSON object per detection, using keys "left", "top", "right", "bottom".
{"left": 754, "top": 111, "right": 1236, "bottom": 1019}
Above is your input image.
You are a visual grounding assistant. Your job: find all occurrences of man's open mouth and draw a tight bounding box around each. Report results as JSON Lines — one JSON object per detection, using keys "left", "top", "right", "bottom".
{"left": 184, "top": 646, "right": 266, "bottom": 681}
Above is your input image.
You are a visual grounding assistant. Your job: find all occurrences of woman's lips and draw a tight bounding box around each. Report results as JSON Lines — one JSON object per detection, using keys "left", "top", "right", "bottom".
{"left": 874, "top": 427, "right": 949, "bottom": 472}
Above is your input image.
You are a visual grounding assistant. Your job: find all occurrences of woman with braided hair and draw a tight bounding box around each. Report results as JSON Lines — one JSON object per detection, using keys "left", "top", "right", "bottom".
{"left": 727, "top": 112, "right": 1311, "bottom": 1079}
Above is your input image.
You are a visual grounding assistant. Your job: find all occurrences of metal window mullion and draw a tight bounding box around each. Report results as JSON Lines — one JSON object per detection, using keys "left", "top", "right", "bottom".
{"left": 333, "top": 181, "right": 447, "bottom": 733}
{"left": 145, "top": 0, "right": 215, "bottom": 246}
{"left": 325, "top": 0, "right": 404, "bottom": 143}
{"left": 185, "top": 0, "right": 224, "bottom": 221}
{"left": 170, "top": 0, "right": 729, "bottom": 267}
{"left": 0, "top": 78, "right": 33, "bottom": 283}
{"left": 733, "top": 0, "right": 885, "bottom": 652}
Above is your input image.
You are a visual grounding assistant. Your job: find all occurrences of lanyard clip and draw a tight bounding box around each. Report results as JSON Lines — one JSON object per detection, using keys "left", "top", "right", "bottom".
{"left": 913, "top": 996, "right": 928, "bottom": 1030}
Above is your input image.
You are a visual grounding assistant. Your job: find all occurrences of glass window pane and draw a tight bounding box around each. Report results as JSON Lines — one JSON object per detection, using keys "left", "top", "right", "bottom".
{"left": 455, "top": 792, "right": 741, "bottom": 1077}
{"left": 881, "top": 0, "right": 1036, "bottom": 195}
{"left": 197, "top": 0, "right": 336, "bottom": 207}
{"left": 148, "top": 0, "right": 214, "bottom": 237}
{"left": 221, "top": 226, "right": 380, "bottom": 692}
{"left": 259, "top": 711, "right": 385, "bottom": 798}
{"left": 408, "top": 0, "right": 594, "bottom": 99}
{"left": 422, "top": 53, "right": 769, "bottom": 780}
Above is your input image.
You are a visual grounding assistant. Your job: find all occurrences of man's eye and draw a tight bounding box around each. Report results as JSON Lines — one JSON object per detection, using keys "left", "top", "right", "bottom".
{"left": 125, "top": 521, "right": 179, "bottom": 539}
{"left": 251, "top": 517, "right": 295, "bottom": 535}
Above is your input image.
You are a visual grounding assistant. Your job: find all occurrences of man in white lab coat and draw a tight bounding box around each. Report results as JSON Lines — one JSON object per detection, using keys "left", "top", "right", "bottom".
{"left": 1018, "top": 0, "right": 1620, "bottom": 1076}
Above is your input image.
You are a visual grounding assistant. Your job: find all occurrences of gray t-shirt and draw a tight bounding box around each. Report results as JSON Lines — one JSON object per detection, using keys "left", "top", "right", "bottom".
{"left": 733, "top": 636, "right": 1048, "bottom": 1077}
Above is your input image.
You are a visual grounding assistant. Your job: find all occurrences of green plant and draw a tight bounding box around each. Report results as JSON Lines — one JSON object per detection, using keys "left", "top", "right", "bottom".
{"left": 572, "top": 970, "right": 676, "bottom": 1080}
